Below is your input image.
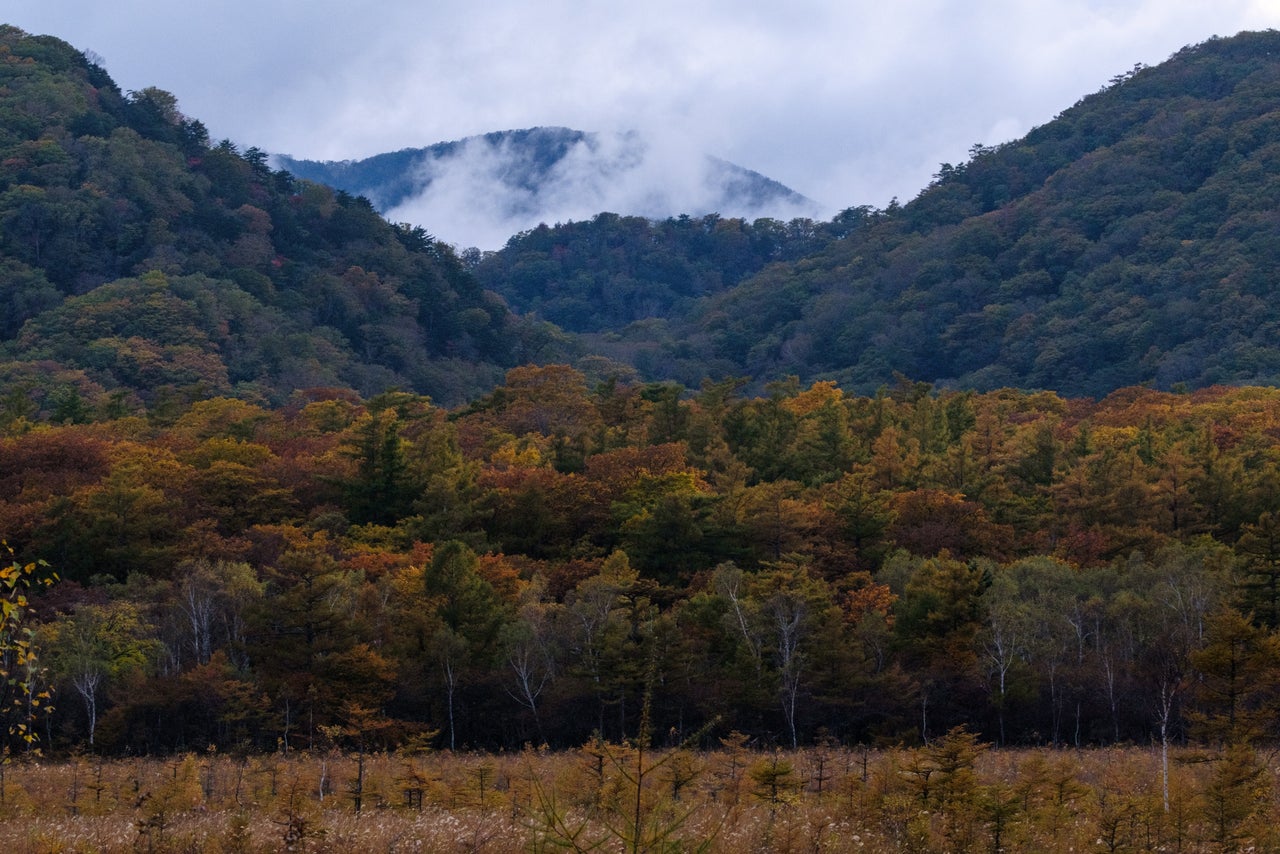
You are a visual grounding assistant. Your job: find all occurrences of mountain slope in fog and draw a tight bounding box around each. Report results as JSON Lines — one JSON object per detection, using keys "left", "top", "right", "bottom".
{"left": 275, "top": 127, "right": 820, "bottom": 248}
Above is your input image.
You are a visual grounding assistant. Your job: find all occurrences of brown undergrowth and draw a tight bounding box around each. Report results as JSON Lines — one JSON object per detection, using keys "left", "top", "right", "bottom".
{"left": 0, "top": 735, "right": 1275, "bottom": 853}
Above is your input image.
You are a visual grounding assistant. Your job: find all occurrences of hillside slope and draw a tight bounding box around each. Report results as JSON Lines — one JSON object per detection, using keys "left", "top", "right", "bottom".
{"left": 476, "top": 30, "right": 1280, "bottom": 398}
{"left": 690, "top": 30, "right": 1280, "bottom": 397}
{"left": 471, "top": 212, "right": 852, "bottom": 334}
{"left": 0, "top": 26, "right": 556, "bottom": 413}
{"left": 7, "top": 26, "right": 1280, "bottom": 411}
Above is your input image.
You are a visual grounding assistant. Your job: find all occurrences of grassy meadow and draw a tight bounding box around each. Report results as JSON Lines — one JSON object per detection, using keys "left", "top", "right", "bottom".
{"left": 0, "top": 735, "right": 1274, "bottom": 853}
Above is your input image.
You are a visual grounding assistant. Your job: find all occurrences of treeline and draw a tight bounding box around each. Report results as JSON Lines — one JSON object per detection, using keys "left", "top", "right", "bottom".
{"left": 3, "top": 370, "right": 1280, "bottom": 755}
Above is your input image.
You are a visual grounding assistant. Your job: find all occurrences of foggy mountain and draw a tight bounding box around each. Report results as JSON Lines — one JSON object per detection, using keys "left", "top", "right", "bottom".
{"left": 12, "top": 22, "right": 1280, "bottom": 409}
{"left": 274, "top": 127, "right": 820, "bottom": 249}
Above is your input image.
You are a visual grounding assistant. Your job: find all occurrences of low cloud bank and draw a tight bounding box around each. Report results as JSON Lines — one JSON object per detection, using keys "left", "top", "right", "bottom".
{"left": 383, "top": 129, "right": 820, "bottom": 250}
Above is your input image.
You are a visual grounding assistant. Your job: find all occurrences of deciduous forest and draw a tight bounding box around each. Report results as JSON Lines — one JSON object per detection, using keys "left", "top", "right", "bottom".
{"left": 3, "top": 376, "right": 1280, "bottom": 754}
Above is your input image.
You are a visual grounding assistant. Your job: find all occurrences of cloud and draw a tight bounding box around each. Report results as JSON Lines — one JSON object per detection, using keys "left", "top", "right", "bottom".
{"left": 7, "top": 0, "right": 1280, "bottom": 224}
{"left": 383, "top": 129, "right": 821, "bottom": 250}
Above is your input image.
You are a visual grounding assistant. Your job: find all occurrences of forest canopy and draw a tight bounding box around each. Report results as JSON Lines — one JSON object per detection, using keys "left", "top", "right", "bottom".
{"left": 2, "top": 375, "right": 1280, "bottom": 753}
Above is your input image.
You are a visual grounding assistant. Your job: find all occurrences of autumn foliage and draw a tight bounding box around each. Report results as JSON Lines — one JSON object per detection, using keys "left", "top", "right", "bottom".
{"left": 0, "top": 371, "right": 1277, "bottom": 758}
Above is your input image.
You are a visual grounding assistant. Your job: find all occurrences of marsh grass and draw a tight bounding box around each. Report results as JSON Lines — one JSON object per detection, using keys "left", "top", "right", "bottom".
{"left": 0, "top": 741, "right": 1274, "bottom": 852}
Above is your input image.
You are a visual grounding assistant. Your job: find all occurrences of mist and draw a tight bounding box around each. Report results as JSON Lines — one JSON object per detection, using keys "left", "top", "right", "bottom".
{"left": 382, "top": 129, "right": 822, "bottom": 250}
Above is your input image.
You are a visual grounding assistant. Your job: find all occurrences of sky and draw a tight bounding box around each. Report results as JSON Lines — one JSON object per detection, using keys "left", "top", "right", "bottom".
{"left": 7, "top": 1, "right": 1280, "bottom": 246}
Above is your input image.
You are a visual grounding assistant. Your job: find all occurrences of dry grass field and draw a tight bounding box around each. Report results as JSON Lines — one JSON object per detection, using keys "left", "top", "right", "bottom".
{"left": 0, "top": 735, "right": 1273, "bottom": 853}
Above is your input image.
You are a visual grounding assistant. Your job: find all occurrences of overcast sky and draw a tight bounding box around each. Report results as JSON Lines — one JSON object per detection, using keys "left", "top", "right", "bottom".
{"left": 8, "top": 1, "right": 1280, "bottom": 229}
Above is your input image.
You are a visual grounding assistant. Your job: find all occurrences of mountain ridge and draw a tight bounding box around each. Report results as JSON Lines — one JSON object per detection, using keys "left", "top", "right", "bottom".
{"left": 4, "top": 25, "right": 1280, "bottom": 413}
{"left": 274, "top": 126, "right": 820, "bottom": 248}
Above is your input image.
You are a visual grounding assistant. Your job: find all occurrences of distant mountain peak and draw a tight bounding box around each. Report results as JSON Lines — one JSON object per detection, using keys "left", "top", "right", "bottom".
{"left": 274, "top": 127, "right": 819, "bottom": 248}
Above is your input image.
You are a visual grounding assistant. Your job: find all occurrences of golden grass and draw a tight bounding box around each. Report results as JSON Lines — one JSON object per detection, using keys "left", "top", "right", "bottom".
{"left": 0, "top": 741, "right": 1273, "bottom": 852}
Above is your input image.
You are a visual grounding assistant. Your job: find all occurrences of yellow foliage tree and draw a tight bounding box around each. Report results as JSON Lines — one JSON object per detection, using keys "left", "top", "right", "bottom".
{"left": 0, "top": 542, "right": 56, "bottom": 750}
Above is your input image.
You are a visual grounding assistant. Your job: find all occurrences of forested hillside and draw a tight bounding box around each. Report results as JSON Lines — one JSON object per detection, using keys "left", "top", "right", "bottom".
{"left": 472, "top": 212, "right": 850, "bottom": 333}
{"left": 477, "top": 31, "right": 1280, "bottom": 397}
{"left": 0, "top": 26, "right": 555, "bottom": 410}
{"left": 8, "top": 26, "right": 1280, "bottom": 409}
